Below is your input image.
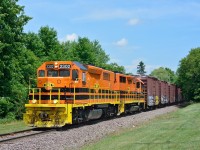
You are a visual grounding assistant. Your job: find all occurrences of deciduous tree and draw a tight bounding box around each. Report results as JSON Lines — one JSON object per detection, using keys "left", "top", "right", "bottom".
{"left": 150, "top": 67, "right": 176, "bottom": 83}
{"left": 177, "top": 47, "right": 200, "bottom": 101}
{"left": 38, "top": 26, "right": 62, "bottom": 61}
{"left": 104, "top": 63, "right": 125, "bottom": 73}
{"left": 65, "top": 37, "right": 110, "bottom": 67}
{"left": 0, "top": 0, "right": 36, "bottom": 119}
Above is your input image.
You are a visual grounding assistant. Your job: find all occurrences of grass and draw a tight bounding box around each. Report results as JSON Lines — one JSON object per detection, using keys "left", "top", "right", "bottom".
{"left": 82, "top": 103, "right": 200, "bottom": 150}
{"left": 0, "top": 120, "right": 32, "bottom": 134}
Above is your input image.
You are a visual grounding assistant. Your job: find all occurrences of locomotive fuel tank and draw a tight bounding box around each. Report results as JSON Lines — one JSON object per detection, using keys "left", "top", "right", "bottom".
{"left": 86, "top": 109, "right": 103, "bottom": 120}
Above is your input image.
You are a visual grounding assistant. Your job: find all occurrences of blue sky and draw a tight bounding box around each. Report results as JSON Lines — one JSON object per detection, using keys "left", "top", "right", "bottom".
{"left": 19, "top": 0, "right": 200, "bottom": 74}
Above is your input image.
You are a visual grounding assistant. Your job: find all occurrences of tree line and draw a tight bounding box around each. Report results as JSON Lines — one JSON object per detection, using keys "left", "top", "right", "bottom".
{"left": 0, "top": 0, "right": 199, "bottom": 121}
{"left": 0, "top": 0, "right": 125, "bottom": 120}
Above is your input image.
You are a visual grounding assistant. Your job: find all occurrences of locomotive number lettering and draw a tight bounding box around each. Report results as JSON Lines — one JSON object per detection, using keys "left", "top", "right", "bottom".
{"left": 46, "top": 64, "right": 54, "bottom": 69}
{"left": 59, "top": 64, "right": 71, "bottom": 69}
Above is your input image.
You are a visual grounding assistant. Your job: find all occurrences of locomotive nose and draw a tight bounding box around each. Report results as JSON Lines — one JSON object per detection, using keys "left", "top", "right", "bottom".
{"left": 38, "top": 77, "right": 66, "bottom": 90}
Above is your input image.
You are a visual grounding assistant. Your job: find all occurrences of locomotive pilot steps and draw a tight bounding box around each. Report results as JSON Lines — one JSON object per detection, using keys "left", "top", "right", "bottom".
{"left": 23, "top": 61, "right": 146, "bottom": 127}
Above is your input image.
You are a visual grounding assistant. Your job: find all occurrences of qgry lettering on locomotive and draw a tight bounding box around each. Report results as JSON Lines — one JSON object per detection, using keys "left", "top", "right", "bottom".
{"left": 46, "top": 64, "right": 54, "bottom": 69}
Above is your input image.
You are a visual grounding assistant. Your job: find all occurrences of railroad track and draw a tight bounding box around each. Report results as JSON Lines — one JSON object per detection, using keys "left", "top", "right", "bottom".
{"left": 0, "top": 120, "right": 106, "bottom": 144}
{"left": 0, "top": 128, "right": 55, "bottom": 144}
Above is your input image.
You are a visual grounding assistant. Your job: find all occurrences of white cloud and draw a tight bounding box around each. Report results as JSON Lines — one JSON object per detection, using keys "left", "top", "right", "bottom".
{"left": 114, "top": 38, "right": 128, "bottom": 47}
{"left": 128, "top": 18, "right": 140, "bottom": 26}
{"left": 66, "top": 33, "right": 78, "bottom": 41}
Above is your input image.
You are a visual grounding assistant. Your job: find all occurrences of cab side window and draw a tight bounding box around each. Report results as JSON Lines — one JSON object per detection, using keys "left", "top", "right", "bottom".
{"left": 72, "top": 69, "right": 79, "bottom": 80}
{"left": 120, "top": 76, "right": 126, "bottom": 83}
{"left": 136, "top": 82, "right": 140, "bottom": 88}
{"left": 82, "top": 72, "right": 86, "bottom": 82}
{"left": 38, "top": 70, "right": 45, "bottom": 77}
{"left": 103, "top": 72, "right": 110, "bottom": 81}
{"left": 82, "top": 72, "right": 86, "bottom": 85}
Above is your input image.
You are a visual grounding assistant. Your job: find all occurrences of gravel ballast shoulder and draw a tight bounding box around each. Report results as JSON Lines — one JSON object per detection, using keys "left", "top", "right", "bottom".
{"left": 0, "top": 106, "right": 178, "bottom": 150}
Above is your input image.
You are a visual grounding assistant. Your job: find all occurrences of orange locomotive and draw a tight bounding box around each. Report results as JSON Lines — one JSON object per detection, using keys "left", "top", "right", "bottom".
{"left": 23, "top": 61, "right": 145, "bottom": 127}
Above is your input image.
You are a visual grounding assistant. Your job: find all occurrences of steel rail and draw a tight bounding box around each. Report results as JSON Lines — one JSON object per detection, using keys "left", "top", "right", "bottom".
{"left": 0, "top": 129, "right": 55, "bottom": 144}
{"left": 0, "top": 128, "right": 35, "bottom": 137}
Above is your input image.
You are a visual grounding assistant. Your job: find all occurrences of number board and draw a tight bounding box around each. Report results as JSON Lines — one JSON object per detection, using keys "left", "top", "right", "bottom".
{"left": 46, "top": 64, "right": 54, "bottom": 69}
{"left": 59, "top": 64, "right": 71, "bottom": 69}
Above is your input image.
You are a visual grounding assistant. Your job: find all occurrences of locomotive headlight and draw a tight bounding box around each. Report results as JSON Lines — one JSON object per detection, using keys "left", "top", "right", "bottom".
{"left": 32, "top": 99, "right": 37, "bottom": 104}
{"left": 53, "top": 99, "right": 58, "bottom": 104}
{"left": 54, "top": 62, "right": 58, "bottom": 69}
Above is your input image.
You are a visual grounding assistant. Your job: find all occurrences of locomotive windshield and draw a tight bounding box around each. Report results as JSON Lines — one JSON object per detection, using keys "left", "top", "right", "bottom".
{"left": 48, "top": 70, "right": 58, "bottom": 77}
{"left": 38, "top": 70, "right": 70, "bottom": 77}
{"left": 60, "top": 70, "right": 70, "bottom": 77}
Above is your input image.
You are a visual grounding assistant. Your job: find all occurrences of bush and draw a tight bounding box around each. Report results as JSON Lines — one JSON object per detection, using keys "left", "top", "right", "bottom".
{"left": 0, "top": 97, "right": 14, "bottom": 119}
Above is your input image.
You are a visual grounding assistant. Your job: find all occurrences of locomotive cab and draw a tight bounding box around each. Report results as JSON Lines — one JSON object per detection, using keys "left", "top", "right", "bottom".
{"left": 37, "top": 61, "right": 87, "bottom": 90}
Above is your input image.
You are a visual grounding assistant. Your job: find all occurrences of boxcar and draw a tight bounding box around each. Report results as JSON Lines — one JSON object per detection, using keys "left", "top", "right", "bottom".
{"left": 160, "top": 80, "right": 169, "bottom": 105}
{"left": 140, "top": 76, "right": 160, "bottom": 108}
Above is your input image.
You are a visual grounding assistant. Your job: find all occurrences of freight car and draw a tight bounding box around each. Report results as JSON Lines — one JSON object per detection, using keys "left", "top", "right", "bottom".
{"left": 139, "top": 76, "right": 182, "bottom": 109}
{"left": 139, "top": 76, "right": 160, "bottom": 108}
{"left": 23, "top": 61, "right": 145, "bottom": 127}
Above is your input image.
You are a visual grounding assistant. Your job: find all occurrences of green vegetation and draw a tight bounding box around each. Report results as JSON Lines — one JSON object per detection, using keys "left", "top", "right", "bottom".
{"left": 0, "top": 0, "right": 33, "bottom": 120}
{"left": 149, "top": 67, "right": 177, "bottom": 83}
{"left": 137, "top": 61, "right": 146, "bottom": 75}
{"left": 83, "top": 103, "right": 200, "bottom": 150}
{"left": 0, "top": 0, "right": 125, "bottom": 121}
{"left": 177, "top": 47, "right": 200, "bottom": 101}
{"left": 0, "top": 120, "right": 32, "bottom": 134}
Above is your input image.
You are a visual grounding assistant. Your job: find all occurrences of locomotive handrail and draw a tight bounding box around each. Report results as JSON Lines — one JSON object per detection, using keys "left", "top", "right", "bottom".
{"left": 74, "top": 84, "right": 76, "bottom": 104}
{"left": 87, "top": 87, "right": 120, "bottom": 104}
{"left": 29, "top": 88, "right": 41, "bottom": 104}
{"left": 29, "top": 88, "right": 62, "bottom": 104}
{"left": 58, "top": 88, "right": 60, "bottom": 104}
{"left": 29, "top": 86, "right": 144, "bottom": 105}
